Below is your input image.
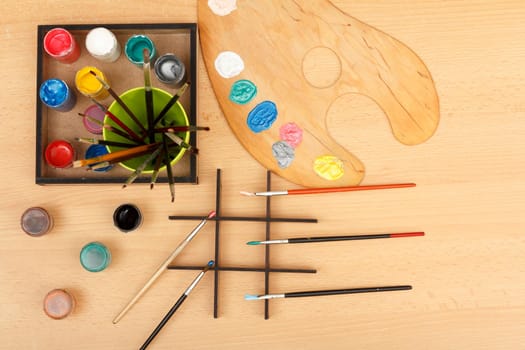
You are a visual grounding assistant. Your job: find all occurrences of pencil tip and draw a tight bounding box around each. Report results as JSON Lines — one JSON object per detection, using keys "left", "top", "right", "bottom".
{"left": 247, "top": 241, "right": 260, "bottom": 245}
{"left": 240, "top": 191, "right": 255, "bottom": 197}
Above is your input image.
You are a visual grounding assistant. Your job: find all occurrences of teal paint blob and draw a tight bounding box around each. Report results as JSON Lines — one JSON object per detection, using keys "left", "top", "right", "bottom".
{"left": 247, "top": 101, "right": 278, "bottom": 133}
{"left": 229, "top": 79, "right": 257, "bottom": 105}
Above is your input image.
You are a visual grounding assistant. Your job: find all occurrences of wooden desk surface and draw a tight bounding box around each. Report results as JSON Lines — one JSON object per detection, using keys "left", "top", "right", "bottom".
{"left": 1, "top": 1, "right": 524, "bottom": 349}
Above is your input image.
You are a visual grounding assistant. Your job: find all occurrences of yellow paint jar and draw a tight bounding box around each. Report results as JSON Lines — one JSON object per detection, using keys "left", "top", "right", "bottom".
{"left": 75, "top": 66, "right": 110, "bottom": 100}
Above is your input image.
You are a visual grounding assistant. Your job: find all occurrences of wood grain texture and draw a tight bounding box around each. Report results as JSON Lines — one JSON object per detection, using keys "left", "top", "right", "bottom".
{"left": 0, "top": 1, "right": 524, "bottom": 349}
{"left": 198, "top": 0, "right": 439, "bottom": 188}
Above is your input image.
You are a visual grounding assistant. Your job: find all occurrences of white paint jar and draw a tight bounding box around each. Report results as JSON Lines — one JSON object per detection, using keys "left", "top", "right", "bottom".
{"left": 85, "top": 27, "right": 121, "bottom": 62}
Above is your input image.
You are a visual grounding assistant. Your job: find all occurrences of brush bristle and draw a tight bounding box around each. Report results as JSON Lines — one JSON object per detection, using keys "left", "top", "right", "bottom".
{"left": 244, "top": 294, "right": 260, "bottom": 301}
{"left": 239, "top": 191, "right": 255, "bottom": 197}
{"left": 207, "top": 211, "right": 217, "bottom": 219}
{"left": 207, "top": 260, "right": 215, "bottom": 267}
{"left": 246, "top": 241, "right": 260, "bottom": 245}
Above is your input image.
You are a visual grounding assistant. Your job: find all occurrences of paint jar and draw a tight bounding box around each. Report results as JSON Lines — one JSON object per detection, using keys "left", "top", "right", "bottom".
{"left": 80, "top": 242, "right": 112, "bottom": 272}
{"left": 113, "top": 203, "right": 142, "bottom": 233}
{"left": 75, "top": 66, "right": 110, "bottom": 100}
{"left": 43, "top": 28, "right": 81, "bottom": 64}
{"left": 82, "top": 104, "right": 106, "bottom": 134}
{"left": 43, "top": 289, "right": 75, "bottom": 319}
{"left": 85, "top": 144, "right": 113, "bottom": 172}
{"left": 44, "top": 140, "right": 75, "bottom": 168}
{"left": 85, "top": 27, "right": 121, "bottom": 63}
{"left": 39, "top": 78, "right": 77, "bottom": 112}
{"left": 154, "top": 53, "right": 186, "bottom": 88}
{"left": 20, "top": 207, "right": 53, "bottom": 237}
{"left": 124, "top": 34, "right": 156, "bottom": 67}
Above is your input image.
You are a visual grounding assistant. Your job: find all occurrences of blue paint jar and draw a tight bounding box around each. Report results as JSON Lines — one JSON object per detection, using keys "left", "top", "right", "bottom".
{"left": 39, "top": 78, "right": 76, "bottom": 112}
{"left": 85, "top": 144, "right": 113, "bottom": 172}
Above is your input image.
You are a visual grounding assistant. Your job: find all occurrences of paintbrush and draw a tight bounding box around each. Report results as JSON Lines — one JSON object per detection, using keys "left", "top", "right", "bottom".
{"left": 123, "top": 145, "right": 163, "bottom": 188}
{"left": 73, "top": 142, "right": 161, "bottom": 168}
{"left": 149, "top": 147, "right": 166, "bottom": 189}
{"left": 245, "top": 285, "right": 412, "bottom": 300}
{"left": 154, "top": 126, "right": 210, "bottom": 133}
{"left": 82, "top": 102, "right": 143, "bottom": 143}
{"left": 164, "top": 132, "right": 198, "bottom": 155}
{"left": 75, "top": 137, "right": 138, "bottom": 149}
{"left": 162, "top": 134, "right": 176, "bottom": 202}
{"left": 113, "top": 211, "right": 216, "bottom": 324}
{"left": 143, "top": 48, "right": 155, "bottom": 143}
{"left": 247, "top": 231, "right": 425, "bottom": 245}
{"left": 139, "top": 260, "right": 214, "bottom": 350}
{"left": 240, "top": 183, "right": 416, "bottom": 197}
{"left": 78, "top": 112, "right": 141, "bottom": 144}
{"left": 151, "top": 82, "right": 190, "bottom": 127}
{"left": 89, "top": 70, "right": 147, "bottom": 134}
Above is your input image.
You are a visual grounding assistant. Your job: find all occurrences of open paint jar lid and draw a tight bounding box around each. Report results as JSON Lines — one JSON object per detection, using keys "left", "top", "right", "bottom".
{"left": 43, "top": 289, "right": 75, "bottom": 319}
{"left": 80, "top": 242, "right": 111, "bottom": 272}
{"left": 21, "top": 207, "right": 53, "bottom": 237}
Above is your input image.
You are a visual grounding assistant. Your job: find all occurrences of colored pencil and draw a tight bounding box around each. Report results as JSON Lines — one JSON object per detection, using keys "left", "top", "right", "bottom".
{"left": 89, "top": 70, "right": 147, "bottom": 134}
{"left": 73, "top": 142, "right": 161, "bottom": 168}
{"left": 240, "top": 183, "right": 416, "bottom": 197}
{"left": 143, "top": 48, "right": 155, "bottom": 143}
{"left": 112, "top": 211, "right": 216, "bottom": 324}
{"left": 74, "top": 137, "right": 137, "bottom": 149}
{"left": 123, "top": 145, "right": 163, "bottom": 188}
{"left": 164, "top": 132, "right": 198, "bottom": 154}
{"left": 151, "top": 82, "right": 190, "bottom": 127}
{"left": 245, "top": 285, "right": 412, "bottom": 300}
{"left": 154, "top": 126, "right": 210, "bottom": 133}
{"left": 139, "top": 261, "right": 214, "bottom": 350}
{"left": 247, "top": 231, "right": 425, "bottom": 245}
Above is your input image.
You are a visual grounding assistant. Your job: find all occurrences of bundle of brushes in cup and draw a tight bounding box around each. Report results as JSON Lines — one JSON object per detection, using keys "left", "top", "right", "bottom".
{"left": 72, "top": 49, "right": 209, "bottom": 202}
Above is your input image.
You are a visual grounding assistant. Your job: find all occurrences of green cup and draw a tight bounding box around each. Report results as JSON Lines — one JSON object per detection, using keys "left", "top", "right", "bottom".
{"left": 102, "top": 87, "right": 189, "bottom": 172}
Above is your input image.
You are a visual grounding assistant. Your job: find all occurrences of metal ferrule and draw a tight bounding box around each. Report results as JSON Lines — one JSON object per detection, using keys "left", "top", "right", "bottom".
{"left": 255, "top": 191, "right": 288, "bottom": 196}
{"left": 257, "top": 294, "right": 285, "bottom": 300}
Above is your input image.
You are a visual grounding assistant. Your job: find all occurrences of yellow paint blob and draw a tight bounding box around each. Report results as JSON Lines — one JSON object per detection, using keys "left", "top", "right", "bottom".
{"left": 313, "top": 155, "right": 344, "bottom": 181}
{"left": 75, "top": 66, "right": 109, "bottom": 100}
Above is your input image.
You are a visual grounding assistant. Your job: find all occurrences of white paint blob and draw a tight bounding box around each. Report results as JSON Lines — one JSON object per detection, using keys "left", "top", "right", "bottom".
{"left": 85, "top": 27, "right": 121, "bottom": 62}
{"left": 208, "top": 0, "right": 237, "bottom": 16}
{"left": 214, "top": 51, "right": 245, "bottom": 78}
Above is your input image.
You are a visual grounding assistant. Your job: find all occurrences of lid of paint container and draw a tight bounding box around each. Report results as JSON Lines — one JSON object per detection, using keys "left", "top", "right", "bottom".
{"left": 80, "top": 242, "right": 111, "bottom": 272}
{"left": 43, "top": 289, "right": 75, "bottom": 319}
{"left": 82, "top": 104, "right": 106, "bottom": 134}
{"left": 21, "top": 207, "right": 53, "bottom": 237}
{"left": 113, "top": 203, "right": 142, "bottom": 232}
{"left": 44, "top": 140, "right": 75, "bottom": 168}
{"left": 85, "top": 144, "right": 113, "bottom": 172}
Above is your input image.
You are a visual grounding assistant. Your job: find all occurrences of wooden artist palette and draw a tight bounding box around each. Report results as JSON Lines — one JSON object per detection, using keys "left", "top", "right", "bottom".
{"left": 199, "top": 0, "right": 439, "bottom": 187}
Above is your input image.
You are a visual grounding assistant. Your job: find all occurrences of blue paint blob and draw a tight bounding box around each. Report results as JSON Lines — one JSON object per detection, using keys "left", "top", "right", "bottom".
{"left": 39, "top": 79, "right": 76, "bottom": 112}
{"left": 229, "top": 79, "right": 257, "bottom": 105}
{"left": 272, "top": 141, "right": 295, "bottom": 169}
{"left": 247, "top": 101, "right": 278, "bottom": 133}
{"left": 85, "top": 144, "right": 114, "bottom": 172}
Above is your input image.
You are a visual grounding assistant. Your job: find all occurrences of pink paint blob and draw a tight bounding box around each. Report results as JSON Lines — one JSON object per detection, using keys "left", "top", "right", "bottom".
{"left": 279, "top": 122, "right": 303, "bottom": 148}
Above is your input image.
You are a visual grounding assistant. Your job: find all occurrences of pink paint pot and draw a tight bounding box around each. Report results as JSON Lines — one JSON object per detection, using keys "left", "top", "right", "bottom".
{"left": 82, "top": 104, "right": 106, "bottom": 134}
{"left": 43, "top": 28, "right": 81, "bottom": 64}
{"left": 45, "top": 140, "right": 75, "bottom": 168}
{"left": 43, "top": 289, "right": 75, "bottom": 319}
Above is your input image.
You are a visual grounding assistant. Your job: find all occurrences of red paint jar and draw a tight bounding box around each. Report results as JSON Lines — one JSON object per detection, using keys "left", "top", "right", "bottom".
{"left": 43, "top": 28, "right": 81, "bottom": 64}
{"left": 44, "top": 140, "right": 75, "bottom": 168}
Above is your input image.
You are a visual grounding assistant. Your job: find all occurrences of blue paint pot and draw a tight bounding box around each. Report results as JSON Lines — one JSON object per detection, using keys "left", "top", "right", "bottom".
{"left": 39, "top": 79, "right": 76, "bottom": 112}
{"left": 85, "top": 144, "right": 113, "bottom": 172}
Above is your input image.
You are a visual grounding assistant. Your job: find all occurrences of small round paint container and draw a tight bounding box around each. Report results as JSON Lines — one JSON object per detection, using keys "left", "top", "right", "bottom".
{"left": 43, "top": 289, "right": 75, "bottom": 319}
{"left": 80, "top": 242, "right": 112, "bottom": 272}
{"left": 43, "top": 28, "right": 81, "bottom": 64}
{"left": 44, "top": 140, "right": 75, "bottom": 168}
{"left": 113, "top": 203, "right": 142, "bottom": 233}
{"left": 85, "top": 144, "right": 113, "bottom": 172}
{"left": 39, "top": 78, "right": 77, "bottom": 112}
{"left": 20, "top": 207, "right": 53, "bottom": 237}
{"left": 75, "top": 66, "right": 110, "bottom": 100}
{"left": 85, "top": 27, "right": 121, "bottom": 63}
{"left": 124, "top": 35, "right": 156, "bottom": 67}
{"left": 154, "top": 53, "right": 186, "bottom": 87}
{"left": 82, "top": 104, "right": 106, "bottom": 134}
